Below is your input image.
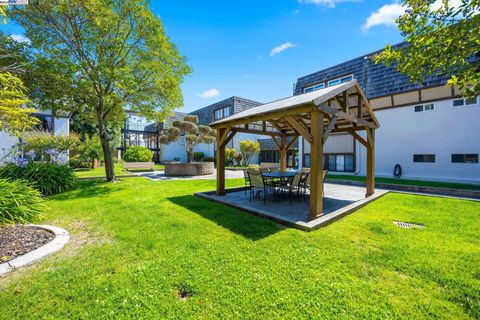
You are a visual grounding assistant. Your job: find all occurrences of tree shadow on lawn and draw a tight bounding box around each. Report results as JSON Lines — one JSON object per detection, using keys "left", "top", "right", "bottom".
{"left": 50, "top": 179, "right": 120, "bottom": 201}
{"left": 168, "top": 195, "right": 282, "bottom": 240}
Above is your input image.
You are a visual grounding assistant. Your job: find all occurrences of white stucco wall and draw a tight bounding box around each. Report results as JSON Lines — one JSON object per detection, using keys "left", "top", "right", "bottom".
{"left": 0, "top": 131, "right": 19, "bottom": 163}
{"left": 357, "top": 98, "right": 480, "bottom": 183}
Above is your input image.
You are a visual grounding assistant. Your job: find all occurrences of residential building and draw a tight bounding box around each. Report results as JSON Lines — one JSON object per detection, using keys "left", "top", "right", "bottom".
{"left": 0, "top": 110, "right": 70, "bottom": 163}
{"left": 287, "top": 44, "right": 480, "bottom": 183}
{"left": 121, "top": 97, "right": 263, "bottom": 163}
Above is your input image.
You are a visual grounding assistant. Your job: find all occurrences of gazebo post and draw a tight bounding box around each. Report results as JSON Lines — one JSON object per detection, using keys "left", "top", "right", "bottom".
{"left": 216, "top": 127, "right": 226, "bottom": 195}
{"left": 366, "top": 128, "right": 375, "bottom": 197}
{"left": 309, "top": 110, "right": 324, "bottom": 220}
{"left": 280, "top": 133, "right": 287, "bottom": 171}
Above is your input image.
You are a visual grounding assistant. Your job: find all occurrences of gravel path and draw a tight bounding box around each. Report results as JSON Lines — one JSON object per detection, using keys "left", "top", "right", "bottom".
{"left": 0, "top": 225, "right": 54, "bottom": 263}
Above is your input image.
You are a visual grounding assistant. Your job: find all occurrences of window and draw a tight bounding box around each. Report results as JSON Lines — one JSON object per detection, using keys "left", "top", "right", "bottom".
{"left": 324, "top": 153, "right": 355, "bottom": 172}
{"left": 302, "top": 75, "right": 353, "bottom": 94}
{"left": 328, "top": 75, "right": 353, "bottom": 87}
{"left": 414, "top": 103, "right": 434, "bottom": 112}
{"left": 453, "top": 97, "right": 478, "bottom": 107}
{"left": 303, "top": 154, "right": 311, "bottom": 168}
{"left": 413, "top": 154, "right": 435, "bottom": 163}
{"left": 214, "top": 106, "right": 231, "bottom": 120}
{"left": 303, "top": 83, "right": 325, "bottom": 93}
{"left": 451, "top": 154, "right": 478, "bottom": 163}
{"left": 32, "top": 114, "right": 53, "bottom": 132}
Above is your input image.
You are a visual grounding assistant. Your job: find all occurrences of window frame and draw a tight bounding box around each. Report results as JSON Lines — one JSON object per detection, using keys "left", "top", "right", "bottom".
{"left": 452, "top": 97, "right": 478, "bottom": 107}
{"left": 213, "top": 106, "right": 232, "bottom": 121}
{"left": 414, "top": 103, "right": 435, "bottom": 113}
{"left": 413, "top": 154, "right": 436, "bottom": 163}
{"left": 303, "top": 82, "right": 325, "bottom": 93}
{"left": 451, "top": 154, "right": 479, "bottom": 164}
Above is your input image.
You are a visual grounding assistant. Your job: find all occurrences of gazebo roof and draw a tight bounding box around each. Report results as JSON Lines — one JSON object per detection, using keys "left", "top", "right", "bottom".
{"left": 210, "top": 80, "right": 379, "bottom": 137}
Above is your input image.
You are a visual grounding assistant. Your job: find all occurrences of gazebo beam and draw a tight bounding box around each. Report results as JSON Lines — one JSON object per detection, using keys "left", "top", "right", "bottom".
{"left": 280, "top": 134, "right": 287, "bottom": 172}
{"left": 216, "top": 128, "right": 226, "bottom": 195}
{"left": 309, "top": 110, "right": 324, "bottom": 220}
{"left": 285, "top": 116, "right": 312, "bottom": 143}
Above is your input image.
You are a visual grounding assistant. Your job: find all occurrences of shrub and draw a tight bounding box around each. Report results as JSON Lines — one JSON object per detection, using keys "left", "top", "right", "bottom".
{"left": 0, "top": 179, "right": 44, "bottom": 224}
{"left": 239, "top": 140, "right": 260, "bottom": 165}
{"left": 69, "top": 154, "right": 91, "bottom": 169}
{"left": 123, "top": 146, "right": 153, "bottom": 162}
{"left": 20, "top": 133, "right": 79, "bottom": 163}
{"left": 0, "top": 162, "right": 77, "bottom": 196}
{"left": 193, "top": 152, "right": 204, "bottom": 162}
{"left": 203, "top": 156, "right": 215, "bottom": 164}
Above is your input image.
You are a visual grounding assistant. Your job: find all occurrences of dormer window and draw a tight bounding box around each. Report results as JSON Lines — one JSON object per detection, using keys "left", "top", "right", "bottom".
{"left": 214, "top": 106, "right": 231, "bottom": 120}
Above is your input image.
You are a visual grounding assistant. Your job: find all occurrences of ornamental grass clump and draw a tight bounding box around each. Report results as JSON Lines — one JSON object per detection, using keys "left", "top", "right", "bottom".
{"left": 0, "top": 179, "right": 44, "bottom": 225}
{"left": 0, "top": 162, "right": 76, "bottom": 196}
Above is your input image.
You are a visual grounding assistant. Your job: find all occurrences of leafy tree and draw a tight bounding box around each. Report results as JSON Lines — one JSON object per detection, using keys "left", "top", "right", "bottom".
{"left": 239, "top": 140, "right": 260, "bottom": 165}
{"left": 159, "top": 115, "right": 215, "bottom": 163}
{"left": 0, "top": 9, "right": 37, "bottom": 136}
{"left": 77, "top": 134, "right": 103, "bottom": 168}
{"left": 225, "top": 147, "right": 236, "bottom": 165}
{"left": 11, "top": 0, "right": 191, "bottom": 181}
{"left": 374, "top": 0, "right": 480, "bottom": 97}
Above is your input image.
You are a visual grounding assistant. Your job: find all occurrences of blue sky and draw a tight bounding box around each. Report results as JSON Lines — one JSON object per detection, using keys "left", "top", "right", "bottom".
{"left": 1, "top": 0, "right": 406, "bottom": 113}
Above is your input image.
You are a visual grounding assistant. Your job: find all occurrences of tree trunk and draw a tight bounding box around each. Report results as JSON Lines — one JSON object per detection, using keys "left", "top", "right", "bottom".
{"left": 98, "top": 116, "right": 116, "bottom": 182}
{"left": 187, "top": 149, "right": 193, "bottom": 163}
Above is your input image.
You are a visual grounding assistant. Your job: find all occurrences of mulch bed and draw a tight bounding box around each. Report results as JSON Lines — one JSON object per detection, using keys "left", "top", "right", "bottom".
{"left": 0, "top": 225, "right": 54, "bottom": 264}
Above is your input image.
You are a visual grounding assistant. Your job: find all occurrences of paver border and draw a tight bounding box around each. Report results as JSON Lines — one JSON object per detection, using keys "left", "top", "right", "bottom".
{"left": 0, "top": 224, "right": 70, "bottom": 277}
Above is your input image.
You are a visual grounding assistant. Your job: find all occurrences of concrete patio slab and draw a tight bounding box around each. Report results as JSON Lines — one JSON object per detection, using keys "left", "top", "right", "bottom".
{"left": 196, "top": 183, "right": 389, "bottom": 231}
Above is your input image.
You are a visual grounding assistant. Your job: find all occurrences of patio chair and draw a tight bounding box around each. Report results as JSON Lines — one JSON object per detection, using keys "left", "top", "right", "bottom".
{"left": 285, "top": 172, "right": 304, "bottom": 204}
{"left": 302, "top": 170, "right": 328, "bottom": 199}
{"left": 247, "top": 171, "right": 274, "bottom": 204}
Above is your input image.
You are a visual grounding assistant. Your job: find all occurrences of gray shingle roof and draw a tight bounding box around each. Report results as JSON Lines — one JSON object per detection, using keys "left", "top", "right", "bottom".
{"left": 189, "top": 96, "right": 262, "bottom": 125}
{"left": 258, "top": 136, "right": 299, "bottom": 150}
{"left": 294, "top": 43, "right": 455, "bottom": 99}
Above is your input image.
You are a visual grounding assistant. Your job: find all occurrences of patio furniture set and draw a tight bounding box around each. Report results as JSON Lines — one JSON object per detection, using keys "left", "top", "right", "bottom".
{"left": 244, "top": 168, "right": 328, "bottom": 205}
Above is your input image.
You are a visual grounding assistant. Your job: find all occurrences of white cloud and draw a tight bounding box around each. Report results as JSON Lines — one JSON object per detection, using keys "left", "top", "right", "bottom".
{"left": 270, "top": 42, "right": 297, "bottom": 57}
{"left": 10, "top": 34, "right": 30, "bottom": 44}
{"left": 362, "top": 0, "right": 466, "bottom": 32}
{"left": 199, "top": 88, "right": 220, "bottom": 98}
{"left": 362, "top": 3, "right": 405, "bottom": 31}
{"left": 298, "top": 0, "right": 357, "bottom": 8}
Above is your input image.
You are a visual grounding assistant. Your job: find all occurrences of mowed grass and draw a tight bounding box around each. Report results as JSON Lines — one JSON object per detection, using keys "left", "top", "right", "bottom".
{"left": 0, "top": 178, "right": 479, "bottom": 319}
{"left": 74, "top": 163, "right": 164, "bottom": 178}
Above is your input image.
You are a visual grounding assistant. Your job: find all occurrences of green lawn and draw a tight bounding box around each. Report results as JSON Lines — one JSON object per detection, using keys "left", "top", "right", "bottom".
{"left": 74, "top": 163, "right": 165, "bottom": 178}
{"left": 1, "top": 178, "right": 479, "bottom": 319}
{"left": 327, "top": 174, "right": 480, "bottom": 191}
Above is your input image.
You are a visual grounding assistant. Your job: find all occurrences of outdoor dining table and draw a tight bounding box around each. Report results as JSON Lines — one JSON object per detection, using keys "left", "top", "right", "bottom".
{"left": 262, "top": 171, "right": 297, "bottom": 179}
{"left": 262, "top": 171, "right": 298, "bottom": 201}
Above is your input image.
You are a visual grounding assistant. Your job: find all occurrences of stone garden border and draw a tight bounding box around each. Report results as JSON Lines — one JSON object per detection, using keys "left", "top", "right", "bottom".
{"left": 0, "top": 225, "right": 70, "bottom": 277}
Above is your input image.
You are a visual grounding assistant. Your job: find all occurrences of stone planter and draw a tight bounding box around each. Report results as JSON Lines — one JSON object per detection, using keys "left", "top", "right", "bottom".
{"left": 164, "top": 162, "right": 214, "bottom": 176}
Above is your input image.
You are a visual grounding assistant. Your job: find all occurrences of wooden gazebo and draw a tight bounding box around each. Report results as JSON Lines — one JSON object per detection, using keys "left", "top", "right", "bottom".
{"left": 210, "top": 80, "right": 380, "bottom": 221}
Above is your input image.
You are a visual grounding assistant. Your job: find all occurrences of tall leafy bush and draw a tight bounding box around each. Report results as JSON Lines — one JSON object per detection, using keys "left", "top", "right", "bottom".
{"left": 0, "top": 179, "right": 44, "bottom": 224}
{"left": 123, "top": 146, "right": 153, "bottom": 162}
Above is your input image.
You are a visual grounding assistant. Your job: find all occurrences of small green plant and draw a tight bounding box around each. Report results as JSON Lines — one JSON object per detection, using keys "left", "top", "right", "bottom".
{"left": 193, "top": 152, "right": 204, "bottom": 162}
{"left": 225, "top": 148, "right": 236, "bottom": 165}
{"left": 203, "top": 156, "right": 216, "bottom": 164}
{"left": 0, "top": 162, "right": 77, "bottom": 196}
{"left": 0, "top": 179, "right": 44, "bottom": 224}
{"left": 123, "top": 146, "right": 153, "bottom": 162}
{"left": 69, "top": 154, "right": 92, "bottom": 169}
